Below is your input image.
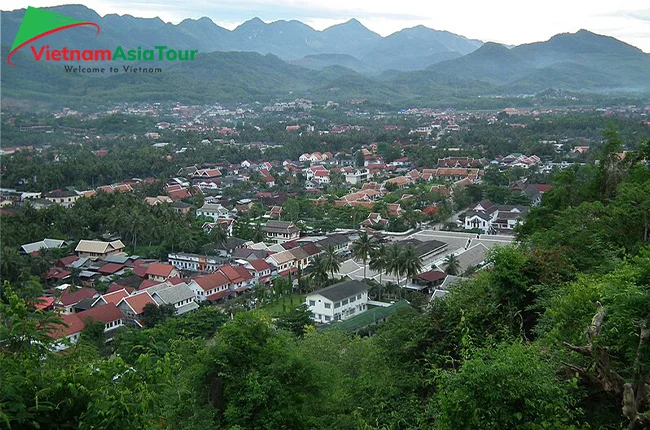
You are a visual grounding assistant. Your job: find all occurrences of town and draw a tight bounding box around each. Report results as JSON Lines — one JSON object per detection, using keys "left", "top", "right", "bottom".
{"left": 2, "top": 99, "right": 649, "bottom": 349}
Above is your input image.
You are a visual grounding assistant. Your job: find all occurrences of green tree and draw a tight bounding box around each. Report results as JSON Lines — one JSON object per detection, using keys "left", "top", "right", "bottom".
{"left": 369, "top": 245, "right": 389, "bottom": 298}
{"left": 401, "top": 245, "right": 423, "bottom": 286}
{"left": 443, "top": 254, "right": 461, "bottom": 275}
{"left": 351, "top": 232, "right": 376, "bottom": 279}
{"left": 434, "top": 343, "right": 581, "bottom": 429}
{"left": 323, "top": 245, "right": 341, "bottom": 279}
{"left": 275, "top": 304, "right": 314, "bottom": 337}
{"left": 141, "top": 302, "right": 177, "bottom": 328}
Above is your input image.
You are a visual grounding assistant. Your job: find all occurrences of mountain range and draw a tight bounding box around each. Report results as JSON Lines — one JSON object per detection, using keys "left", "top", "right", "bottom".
{"left": 2, "top": 4, "right": 650, "bottom": 106}
{"left": 1, "top": 5, "right": 482, "bottom": 72}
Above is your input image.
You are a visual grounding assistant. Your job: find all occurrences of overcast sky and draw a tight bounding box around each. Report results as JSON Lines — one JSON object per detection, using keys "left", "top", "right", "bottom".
{"left": 5, "top": 0, "right": 650, "bottom": 52}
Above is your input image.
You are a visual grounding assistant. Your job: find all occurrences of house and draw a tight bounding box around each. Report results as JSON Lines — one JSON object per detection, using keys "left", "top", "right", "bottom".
{"left": 265, "top": 206, "right": 283, "bottom": 219}
{"left": 145, "top": 196, "right": 173, "bottom": 206}
{"left": 384, "top": 176, "right": 411, "bottom": 189}
{"left": 150, "top": 283, "right": 199, "bottom": 315}
{"left": 305, "top": 280, "right": 369, "bottom": 324}
{"left": 344, "top": 168, "right": 369, "bottom": 185}
{"left": 187, "top": 272, "right": 231, "bottom": 302}
{"left": 263, "top": 220, "right": 300, "bottom": 243}
{"left": 361, "top": 213, "right": 389, "bottom": 228}
{"left": 191, "top": 168, "right": 221, "bottom": 179}
{"left": 20, "top": 238, "right": 66, "bottom": 255}
{"left": 244, "top": 259, "right": 273, "bottom": 284}
{"left": 196, "top": 203, "right": 232, "bottom": 221}
{"left": 171, "top": 200, "right": 193, "bottom": 215}
{"left": 117, "top": 292, "right": 157, "bottom": 327}
{"left": 464, "top": 211, "right": 493, "bottom": 233}
{"left": 168, "top": 252, "right": 227, "bottom": 273}
{"left": 266, "top": 249, "right": 298, "bottom": 273}
{"left": 45, "top": 268, "right": 72, "bottom": 282}
{"left": 522, "top": 184, "right": 551, "bottom": 206}
{"left": 74, "top": 303, "right": 125, "bottom": 339}
{"left": 312, "top": 169, "right": 330, "bottom": 185}
{"left": 145, "top": 263, "right": 181, "bottom": 282}
{"left": 410, "top": 270, "right": 447, "bottom": 294}
{"left": 464, "top": 200, "right": 529, "bottom": 233}
{"left": 55, "top": 287, "right": 100, "bottom": 314}
{"left": 49, "top": 313, "right": 85, "bottom": 351}
{"left": 92, "top": 288, "right": 131, "bottom": 307}
{"left": 75, "top": 240, "right": 125, "bottom": 259}
{"left": 44, "top": 190, "right": 80, "bottom": 208}
{"left": 218, "top": 265, "right": 255, "bottom": 294}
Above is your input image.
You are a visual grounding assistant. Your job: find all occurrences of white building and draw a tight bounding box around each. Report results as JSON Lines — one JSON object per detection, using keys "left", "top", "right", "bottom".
{"left": 168, "top": 252, "right": 227, "bottom": 272}
{"left": 344, "top": 168, "right": 369, "bottom": 185}
{"left": 305, "top": 280, "right": 369, "bottom": 324}
{"left": 196, "top": 203, "right": 232, "bottom": 221}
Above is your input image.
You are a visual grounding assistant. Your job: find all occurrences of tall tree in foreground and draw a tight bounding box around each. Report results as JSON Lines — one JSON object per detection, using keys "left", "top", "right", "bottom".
{"left": 351, "top": 231, "right": 376, "bottom": 279}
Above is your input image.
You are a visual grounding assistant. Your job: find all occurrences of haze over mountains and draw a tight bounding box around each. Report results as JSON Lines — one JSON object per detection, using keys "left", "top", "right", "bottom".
{"left": 2, "top": 4, "right": 650, "bottom": 106}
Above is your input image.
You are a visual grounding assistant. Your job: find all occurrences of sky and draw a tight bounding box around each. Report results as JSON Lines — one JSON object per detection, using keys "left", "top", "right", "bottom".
{"left": 4, "top": 0, "right": 650, "bottom": 52}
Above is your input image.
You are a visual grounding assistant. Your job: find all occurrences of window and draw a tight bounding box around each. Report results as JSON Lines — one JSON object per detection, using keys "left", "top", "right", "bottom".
{"left": 334, "top": 302, "right": 341, "bottom": 308}
{"left": 357, "top": 294, "right": 361, "bottom": 300}
{"left": 309, "top": 300, "right": 315, "bottom": 306}
{"left": 325, "top": 315, "right": 331, "bottom": 322}
{"left": 324, "top": 303, "right": 331, "bottom": 309}
{"left": 350, "top": 296, "right": 356, "bottom": 303}
{"left": 342, "top": 299, "right": 348, "bottom": 305}
{"left": 349, "top": 308, "right": 356, "bottom": 315}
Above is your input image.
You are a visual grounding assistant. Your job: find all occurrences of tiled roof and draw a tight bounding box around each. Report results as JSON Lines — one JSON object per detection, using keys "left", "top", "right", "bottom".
{"left": 310, "top": 280, "right": 369, "bottom": 302}
{"left": 98, "top": 263, "right": 124, "bottom": 274}
{"left": 145, "top": 263, "right": 176, "bottom": 278}
{"left": 58, "top": 288, "right": 98, "bottom": 307}
{"left": 120, "top": 292, "right": 156, "bottom": 315}
{"left": 192, "top": 272, "right": 230, "bottom": 291}
{"left": 76, "top": 303, "right": 123, "bottom": 324}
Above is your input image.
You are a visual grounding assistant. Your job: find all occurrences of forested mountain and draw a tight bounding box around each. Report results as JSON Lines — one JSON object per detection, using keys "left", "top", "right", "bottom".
{"left": 2, "top": 6, "right": 650, "bottom": 105}
{"left": 429, "top": 29, "right": 650, "bottom": 91}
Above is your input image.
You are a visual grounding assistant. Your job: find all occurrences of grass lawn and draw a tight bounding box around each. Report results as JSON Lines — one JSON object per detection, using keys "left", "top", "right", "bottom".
{"left": 256, "top": 293, "right": 305, "bottom": 316}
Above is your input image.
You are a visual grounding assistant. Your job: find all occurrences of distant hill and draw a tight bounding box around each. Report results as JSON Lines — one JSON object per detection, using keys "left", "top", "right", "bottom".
{"left": 2, "top": 6, "right": 650, "bottom": 106}
{"left": 427, "top": 30, "right": 650, "bottom": 92}
{"left": 428, "top": 42, "right": 533, "bottom": 84}
{"left": 290, "top": 54, "right": 380, "bottom": 76}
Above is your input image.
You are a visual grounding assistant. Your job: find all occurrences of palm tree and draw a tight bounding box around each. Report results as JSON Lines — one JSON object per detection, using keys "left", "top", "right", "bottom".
{"left": 252, "top": 223, "right": 265, "bottom": 243}
{"left": 369, "top": 245, "right": 388, "bottom": 299}
{"left": 323, "top": 245, "right": 341, "bottom": 279}
{"left": 210, "top": 224, "right": 228, "bottom": 250}
{"left": 401, "top": 245, "right": 423, "bottom": 287}
{"left": 351, "top": 231, "right": 376, "bottom": 279}
{"left": 385, "top": 244, "right": 402, "bottom": 287}
{"left": 309, "top": 255, "right": 329, "bottom": 290}
{"left": 443, "top": 254, "right": 461, "bottom": 275}
{"left": 178, "top": 233, "right": 197, "bottom": 253}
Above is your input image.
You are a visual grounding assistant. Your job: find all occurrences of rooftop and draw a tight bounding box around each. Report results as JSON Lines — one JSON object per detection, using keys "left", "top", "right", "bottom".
{"left": 309, "top": 279, "right": 369, "bottom": 303}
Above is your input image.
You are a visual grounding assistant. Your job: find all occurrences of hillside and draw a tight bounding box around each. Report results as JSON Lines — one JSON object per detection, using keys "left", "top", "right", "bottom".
{"left": 426, "top": 30, "right": 650, "bottom": 91}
